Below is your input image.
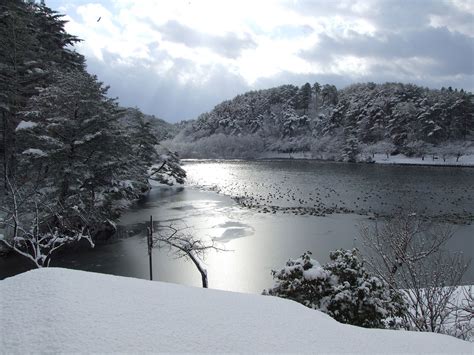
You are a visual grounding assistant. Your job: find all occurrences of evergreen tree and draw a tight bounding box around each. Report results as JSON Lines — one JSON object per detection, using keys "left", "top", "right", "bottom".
{"left": 263, "top": 250, "right": 407, "bottom": 329}
{"left": 312, "top": 82, "right": 321, "bottom": 110}
{"left": 448, "top": 95, "right": 474, "bottom": 139}
{"left": 172, "top": 80, "right": 473, "bottom": 160}
{"left": 0, "top": 0, "right": 84, "bottom": 190}
{"left": 297, "top": 82, "right": 312, "bottom": 113}
{"left": 16, "top": 69, "right": 125, "bottom": 224}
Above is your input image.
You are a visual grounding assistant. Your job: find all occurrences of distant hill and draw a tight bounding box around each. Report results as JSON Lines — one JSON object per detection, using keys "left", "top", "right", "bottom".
{"left": 121, "top": 107, "right": 179, "bottom": 141}
{"left": 165, "top": 82, "right": 474, "bottom": 161}
{"left": 144, "top": 113, "right": 180, "bottom": 141}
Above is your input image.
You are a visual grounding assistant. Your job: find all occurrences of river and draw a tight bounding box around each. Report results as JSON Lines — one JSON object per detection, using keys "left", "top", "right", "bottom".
{"left": 1, "top": 160, "right": 473, "bottom": 293}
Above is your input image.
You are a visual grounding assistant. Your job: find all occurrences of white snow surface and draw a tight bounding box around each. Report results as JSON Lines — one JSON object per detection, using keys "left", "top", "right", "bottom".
{"left": 21, "top": 148, "right": 47, "bottom": 157}
{"left": 1, "top": 268, "right": 471, "bottom": 354}
{"left": 15, "top": 120, "right": 37, "bottom": 131}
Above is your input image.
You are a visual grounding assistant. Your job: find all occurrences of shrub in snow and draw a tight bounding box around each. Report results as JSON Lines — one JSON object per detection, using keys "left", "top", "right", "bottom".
{"left": 263, "top": 249, "right": 408, "bottom": 329}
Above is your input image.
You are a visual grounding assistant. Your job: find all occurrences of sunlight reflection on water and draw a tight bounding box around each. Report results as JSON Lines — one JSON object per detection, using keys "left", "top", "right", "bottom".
{"left": 1, "top": 160, "right": 472, "bottom": 293}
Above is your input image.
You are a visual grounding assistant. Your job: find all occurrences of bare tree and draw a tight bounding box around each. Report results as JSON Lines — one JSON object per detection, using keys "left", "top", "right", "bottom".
{"left": 444, "top": 286, "right": 474, "bottom": 340}
{"left": 359, "top": 214, "right": 455, "bottom": 286}
{"left": 152, "top": 224, "right": 224, "bottom": 288}
{"left": 398, "top": 251, "right": 469, "bottom": 333}
{"left": 0, "top": 176, "right": 94, "bottom": 268}
{"left": 359, "top": 213, "right": 471, "bottom": 338}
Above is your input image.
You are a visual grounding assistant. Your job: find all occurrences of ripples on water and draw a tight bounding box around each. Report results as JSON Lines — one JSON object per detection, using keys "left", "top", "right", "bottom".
{"left": 184, "top": 160, "right": 474, "bottom": 223}
{"left": 1, "top": 160, "right": 473, "bottom": 292}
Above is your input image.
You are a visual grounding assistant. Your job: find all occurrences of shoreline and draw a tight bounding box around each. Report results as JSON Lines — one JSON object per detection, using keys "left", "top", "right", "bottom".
{"left": 183, "top": 153, "right": 474, "bottom": 168}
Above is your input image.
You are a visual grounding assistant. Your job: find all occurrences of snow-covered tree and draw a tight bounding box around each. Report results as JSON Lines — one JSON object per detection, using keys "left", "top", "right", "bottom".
{"left": 0, "top": 175, "right": 94, "bottom": 268}
{"left": 263, "top": 250, "right": 407, "bottom": 329}
{"left": 312, "top": 82, "right": 321, "bottom": 111}
{"left": 297, "top": 82, "right": 312, "bottom": 113}
{"left": 371, "top": 140, "right": 395, "bottom": 159}
{"left": 170, "top": 81, "right": 472, "bottom": 160}
{"left": 149, "top": 149, "right": 187, "bottom": 185}
{"left": 0, "top": 0, "right": 84, "bottom": 191}
{"left": 4, "top": 67, "right": 182, "bottom": 263}
{"left": 0, "top": 1, "right": 185, "bottom": 268}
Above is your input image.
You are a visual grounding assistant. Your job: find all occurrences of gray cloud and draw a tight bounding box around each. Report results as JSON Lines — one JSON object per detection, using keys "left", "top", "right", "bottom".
{"left": 86, "top": 50, "right": 250, "bottom": 122}
{"left": 290, "top": 0, "right": 473, "bottom": 33}
{"left": 157, "top": 20, "right": 256, "bottom": 58}
{"left": 366, "top": 0, "right": 474, "bottom": 34}
{"left": 86, "top": 49, "right": 474, "bottom": 124}
{"left": 74, "top": 0, "right": 474, "bottom": 122}
{"left": 301, "top": 27, "right": 474, "bottom": 76}
{"left": 87, "top": 36, "right": 473, "bottom": 124}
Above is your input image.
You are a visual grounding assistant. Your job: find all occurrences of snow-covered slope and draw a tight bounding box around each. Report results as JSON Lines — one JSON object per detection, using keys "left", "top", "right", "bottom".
{"left": 1, "top": 268, "right": 471, "bottom": 353}
{"left": 168, "top": 82, "right": 474, "bottom": 161}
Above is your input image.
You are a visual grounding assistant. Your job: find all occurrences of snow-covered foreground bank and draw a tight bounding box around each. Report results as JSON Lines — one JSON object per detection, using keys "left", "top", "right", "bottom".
{"left": 1, "top": 268, "right": 471, "bottom": 353}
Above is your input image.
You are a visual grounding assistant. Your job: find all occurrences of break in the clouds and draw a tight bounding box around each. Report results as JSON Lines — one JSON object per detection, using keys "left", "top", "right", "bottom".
{"left": 48, "top": 0, "right": 474, "bottom": 122}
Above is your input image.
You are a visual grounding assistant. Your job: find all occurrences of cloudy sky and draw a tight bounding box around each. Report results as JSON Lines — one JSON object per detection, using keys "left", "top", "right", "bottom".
{"left": 47, "top": 0, "right": 474, "bottom": 122}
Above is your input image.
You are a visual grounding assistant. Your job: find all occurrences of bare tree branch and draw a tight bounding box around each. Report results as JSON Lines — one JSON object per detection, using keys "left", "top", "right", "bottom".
{"left": 0, "top": 177, "right": 95, "bottom": 268}
{"left": 151, "top": 223, "right": 225, "bottom": 288}
{"left": 359, "top": 213, "right": 472, "bottom": 339}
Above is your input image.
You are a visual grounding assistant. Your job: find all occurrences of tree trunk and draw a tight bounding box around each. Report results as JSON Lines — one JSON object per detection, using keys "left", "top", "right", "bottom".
{"left": 2, "top": 111, "right": 7, "bottom": 192}
{"left": 188, "top": 252, "right": 208, "bottom": 288}
{"left": 200, "top": 270, "right": 208, "bottom": 288}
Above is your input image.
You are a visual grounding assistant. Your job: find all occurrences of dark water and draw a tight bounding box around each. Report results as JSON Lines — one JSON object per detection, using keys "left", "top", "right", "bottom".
{"left": 184, "top": 159, "right": 474, "bottom": 221}
{"left": 1, "top": 160, "right": 473, "bottom": 293}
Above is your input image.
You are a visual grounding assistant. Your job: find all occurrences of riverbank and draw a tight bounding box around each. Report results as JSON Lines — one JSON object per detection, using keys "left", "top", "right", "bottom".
{"left": 1, "top": 268, "right": 471, "bottom": 353}
{"left": 256, "top": 151, "right": 474, "bottom": 167}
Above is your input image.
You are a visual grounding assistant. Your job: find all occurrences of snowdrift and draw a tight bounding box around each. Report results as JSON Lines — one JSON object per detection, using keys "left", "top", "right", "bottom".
{"left": 1, "top": 268, "right": 470, "bottom": 353}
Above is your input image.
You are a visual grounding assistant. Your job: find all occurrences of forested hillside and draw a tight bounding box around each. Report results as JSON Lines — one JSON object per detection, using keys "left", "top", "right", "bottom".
{"left": 0, "top": 1, "right": 183, "bottom": 265}
{"left": 167, "top": 82, "right": 474, "bottom": 161}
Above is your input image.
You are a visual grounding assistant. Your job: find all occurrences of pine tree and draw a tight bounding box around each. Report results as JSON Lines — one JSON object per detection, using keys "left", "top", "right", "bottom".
{"left": 0, "top": 0, "right": 39, "bottom": 187}
{"left": 312, "top": 82, "right": 321, "bottom": 110}
{"left": 0, "top": 0, "right": 84, "bottom": 191}
{"left": 16, "top": 69, "right": 125, "bottom": 228}
{"left": 297, "top": 82, "right": 312, "bottom": 113}
{"left": 448, "top": 94, "right": 474, "bottom": 139}
{"left": 263, "top": 250, "right": 407, "bottom": 329}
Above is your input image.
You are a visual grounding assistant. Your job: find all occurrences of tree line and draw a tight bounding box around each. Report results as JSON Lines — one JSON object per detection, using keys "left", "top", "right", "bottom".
{"left": 0, "top": 1, "right": 184, "bottom": 266}
{"left": 167, "top": 80, "right": 474, "bottom": 161}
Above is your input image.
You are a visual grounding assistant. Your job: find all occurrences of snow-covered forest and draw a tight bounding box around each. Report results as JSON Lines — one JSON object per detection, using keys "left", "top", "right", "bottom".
{"left": 1, "top": 1, "right": 473, "bottom": 352}
{"left": 0, "top": 1, "right": 184, "bottom": 265}
{"left": 166, "top": 82, "right": 474, "bottom": 161}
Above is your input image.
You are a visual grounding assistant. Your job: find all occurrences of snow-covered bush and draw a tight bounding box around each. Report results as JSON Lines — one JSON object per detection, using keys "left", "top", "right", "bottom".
{"left": 263, "top": 249, "right": 407, "bottom": 329}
